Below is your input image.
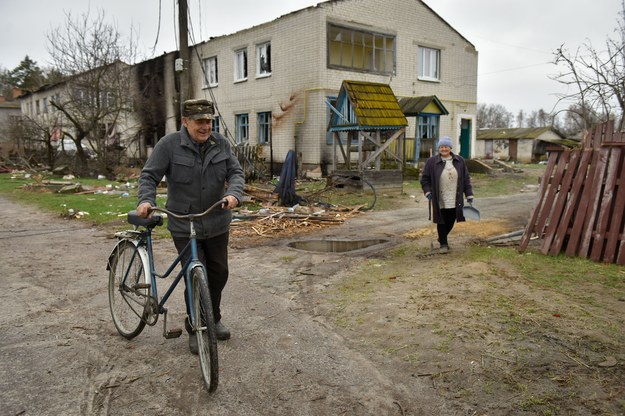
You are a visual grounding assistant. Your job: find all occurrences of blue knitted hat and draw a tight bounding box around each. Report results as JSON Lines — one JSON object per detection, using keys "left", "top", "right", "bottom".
{"left": 438, "top": 136, "right": 452, "bottom": 148}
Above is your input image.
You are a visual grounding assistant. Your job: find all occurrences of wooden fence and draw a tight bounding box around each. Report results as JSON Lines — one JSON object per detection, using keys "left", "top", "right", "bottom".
{"left": 233, "top": 143, "right": 266, "bottom": 181}
{"left": 519, "top": 121, "right": 625, "bottom": 264}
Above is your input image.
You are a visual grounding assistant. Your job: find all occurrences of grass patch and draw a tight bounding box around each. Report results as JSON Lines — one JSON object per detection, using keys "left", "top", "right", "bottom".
{"left": 469, "top": 246, "right": 625, "bottom": 297}
{"left": 1, "top": 163, "right": 546, "bottom": 223}
{"left": 0, "top": 173, "right": 140, "bottom": 224}
{"left": 471, "top": 172, "right": 538, "bottom": 197}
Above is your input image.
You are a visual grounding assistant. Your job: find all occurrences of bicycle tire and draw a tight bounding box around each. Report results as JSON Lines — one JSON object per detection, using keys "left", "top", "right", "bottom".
{"left": 108, "top": 239, "right": 150, "bottom": 339}
{"left": 190, "top": 267, "right": 219, "bottom": 392}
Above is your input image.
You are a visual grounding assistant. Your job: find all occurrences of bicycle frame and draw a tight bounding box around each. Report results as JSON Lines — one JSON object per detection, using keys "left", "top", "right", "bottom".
{"left": 114, "top": 199, "right": 226, "bottom": 329}
{"left": 141, "top": 216, "right": 205, "bottom": 327}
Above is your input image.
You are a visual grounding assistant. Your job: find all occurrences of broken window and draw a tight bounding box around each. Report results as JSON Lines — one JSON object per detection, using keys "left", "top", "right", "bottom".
{"left": 234, "top": 49, "right": 247, "bottom": 82}
{"left": 418, "top": 46, "right": 440, "bottom": 81}
{"left": 417, "top": 114, "right": 440, "bottom": 139}
{"left": 203, "top": 56, "right": 218, "bottom": 87}
{"left": 327, "top": 24, "right": 395, "bottom": 75}
{"left": 235, "top": 113, "right": 249, "bottom": 143}
{"left": 256, "top": 42, "right": 271, "bottom": 77}
{"left": 258, "top": 111, "right": 271, "bottom": 144}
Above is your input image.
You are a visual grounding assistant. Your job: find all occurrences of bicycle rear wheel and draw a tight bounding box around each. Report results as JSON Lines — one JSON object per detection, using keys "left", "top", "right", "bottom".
{"left": 190, "top": 267, "right": 219, "bottom": 392}
{"left": 108, "top": 239, "right": 150, "bottom": 339}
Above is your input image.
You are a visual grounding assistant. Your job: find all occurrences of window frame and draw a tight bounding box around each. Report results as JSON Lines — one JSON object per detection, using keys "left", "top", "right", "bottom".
{"left": 256, "top": 42, "right": 271, "bottom": 78}
{"left": 418, "top": 46, "right": 441, "bottom": 81}
{"left": 203, "top": 56, "right": 218, "bottom": 87}
{"left": 257, "top": 111, "right": 272, "bottom": 144}
{"left": 234, "top": 48, "right": 248, "bottom": 82}
{"left": 235, "top": 113, "right": 249, "bottom": 143}
{"left": 417, "top": 114, "right": 440, "bottom": 140}
{"left": 212, "top": 116, "right": 220, "bottom": 134}
{"left": 327, "top": 23, "right": 396, "bottom": 75}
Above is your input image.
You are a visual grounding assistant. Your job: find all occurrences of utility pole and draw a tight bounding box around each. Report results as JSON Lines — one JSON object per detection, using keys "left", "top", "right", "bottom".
{"left": 176, "top": 0, "right": 190, "bottom": 128}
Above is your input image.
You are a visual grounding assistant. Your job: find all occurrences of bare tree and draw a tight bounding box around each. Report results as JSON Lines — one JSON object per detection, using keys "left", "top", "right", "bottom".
{"left": 551, "top": 1, "right": 625, "bottom": 130}
{"left": 477, "top": 103, "right": 513, "bottom": 128}
{"left": 558, "top": 103, "right": 604, "bottom": 136}
{"left": 44, "top": 9, "right": 138, "bottom": 174}
{"left": 516, "top": 109, "right": 526, "bottom": 128}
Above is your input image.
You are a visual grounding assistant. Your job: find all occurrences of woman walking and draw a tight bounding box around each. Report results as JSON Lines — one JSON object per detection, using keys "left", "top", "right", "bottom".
{"left": 420, "top": 136, "right": 474, "bottom": 253}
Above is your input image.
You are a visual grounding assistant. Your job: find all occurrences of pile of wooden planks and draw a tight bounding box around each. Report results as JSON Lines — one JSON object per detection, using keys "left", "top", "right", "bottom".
{"left": 519, "top": 121, "right": 625, "bottom": 264}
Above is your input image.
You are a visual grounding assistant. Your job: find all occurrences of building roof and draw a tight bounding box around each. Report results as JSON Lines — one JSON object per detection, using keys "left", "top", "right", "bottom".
{"left": 477, "top": 127, "right": 581, "bottom": 148}
{"left": 398, "top": 95, "right": 449, "bottom": 116}
{"left": 329, "top": 80, "right": 407, "bottom": 131}
{"left": 477, "top": 127, "right": 561, "bottom": 140}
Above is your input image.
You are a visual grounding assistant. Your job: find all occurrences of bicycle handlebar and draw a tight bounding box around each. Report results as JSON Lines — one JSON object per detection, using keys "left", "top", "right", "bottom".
{"left": 149, "top": 198, "right": 227, "bottom": 220}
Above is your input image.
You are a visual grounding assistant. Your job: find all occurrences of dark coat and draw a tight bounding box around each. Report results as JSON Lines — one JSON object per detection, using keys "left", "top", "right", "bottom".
{"left": 420, "top": 152, "right": 473, "bottom": 224}
{"left": 138, "top": 128, "right": 245, "bottom": 238}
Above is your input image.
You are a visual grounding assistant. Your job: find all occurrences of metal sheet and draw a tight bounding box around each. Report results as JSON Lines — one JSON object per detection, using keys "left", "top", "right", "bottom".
{"left": 463, "top": 202, "right": 481, "bottom": 221}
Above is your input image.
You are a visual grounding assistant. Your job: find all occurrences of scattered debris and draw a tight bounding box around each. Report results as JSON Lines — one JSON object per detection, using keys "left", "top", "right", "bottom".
{"left": 231, "top": 205, "right": 361, "bottom": 240}
{"left": 61, "top": 207, "right": 90, "bottom": 219}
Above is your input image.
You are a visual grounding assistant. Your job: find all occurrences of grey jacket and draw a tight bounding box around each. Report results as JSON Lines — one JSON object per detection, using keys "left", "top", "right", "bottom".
{"left": 420, "top": 152, "right": 473, "bottom": 224}
{"left": 138, "top": 128, "right": 245, "bottom": 238}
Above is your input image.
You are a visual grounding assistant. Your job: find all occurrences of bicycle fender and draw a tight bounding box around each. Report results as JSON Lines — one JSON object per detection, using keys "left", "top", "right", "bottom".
{"left": 106, "top": 238, "right": 140, "bottom": 271}
{"left": 184, "top": 261, "right": 205, "bottom": 279}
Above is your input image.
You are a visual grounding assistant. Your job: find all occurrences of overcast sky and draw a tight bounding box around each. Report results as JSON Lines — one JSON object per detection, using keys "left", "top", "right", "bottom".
{"left": 0, "top": 0, "right": 620, "bottom": 115}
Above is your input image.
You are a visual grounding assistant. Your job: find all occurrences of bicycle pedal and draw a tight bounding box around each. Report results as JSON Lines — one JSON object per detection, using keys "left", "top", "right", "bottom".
{"left": 164, "top": 328, "right": 183, "bottom": 339}
{"left": 134, "top": 283, "right": 151, "bottom": 290}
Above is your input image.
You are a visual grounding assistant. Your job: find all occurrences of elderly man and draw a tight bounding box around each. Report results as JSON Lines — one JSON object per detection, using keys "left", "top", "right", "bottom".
{"left": 137, "top": 98, "right": 244, "bottom": 353}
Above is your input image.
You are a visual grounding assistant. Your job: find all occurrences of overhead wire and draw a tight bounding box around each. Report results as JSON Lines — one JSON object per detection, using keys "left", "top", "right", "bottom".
{"left": 185, "top": 1, "right": 233, "bottom": 143}
{"left": 172, "top": 0, "right": 178, "bottom": 50}
{"left": 149, "top": 0, "right": 163, "bottom": 57}
{"left": 184, "top": 0, "right": 265, "bottom": 179}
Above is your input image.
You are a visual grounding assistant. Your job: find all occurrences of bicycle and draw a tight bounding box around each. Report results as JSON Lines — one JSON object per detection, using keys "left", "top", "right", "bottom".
{"left": 107, "top": 198, "right": 227, "bottom": 393}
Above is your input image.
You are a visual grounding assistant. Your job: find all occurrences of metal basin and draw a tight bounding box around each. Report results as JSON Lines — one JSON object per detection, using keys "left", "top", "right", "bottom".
{"left": 288, "top": 238, "right": 389, "bottom": 253}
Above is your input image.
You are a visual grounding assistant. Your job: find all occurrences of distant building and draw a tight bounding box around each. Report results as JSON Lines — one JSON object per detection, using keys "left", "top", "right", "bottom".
{"left": 0, "top": 98, "right": 22, "bottom": 157}
{"left": 18, "top": 61, "right": 139, "bottom": 159}
{"left": 476, "top": 127, "right": 575, "bottom": 163}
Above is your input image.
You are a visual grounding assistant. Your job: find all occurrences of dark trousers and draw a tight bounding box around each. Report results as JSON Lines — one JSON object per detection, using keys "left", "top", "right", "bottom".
{"left": 173, "top": 232, "right": 229, "bottom": 324}
{"left": 437, "top": 208, "right": 457, "bottom": 247}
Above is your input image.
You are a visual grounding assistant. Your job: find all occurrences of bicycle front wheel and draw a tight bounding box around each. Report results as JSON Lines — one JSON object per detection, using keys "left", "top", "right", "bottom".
{"left": 108, "top": 239, "right": 150, "bottom": 339}
{"left": 190, "top": 267, "right": 219, "bottom": 392}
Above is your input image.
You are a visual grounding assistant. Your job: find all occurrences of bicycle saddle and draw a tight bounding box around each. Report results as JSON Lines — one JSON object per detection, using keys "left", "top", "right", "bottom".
{"left": 127, "top": 210, "right": 164, "bottom": 227}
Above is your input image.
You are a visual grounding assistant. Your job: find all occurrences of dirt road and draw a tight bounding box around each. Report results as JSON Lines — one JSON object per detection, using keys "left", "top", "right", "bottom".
{"left": 1, "top": 191, "right": 623, "bottom": 415}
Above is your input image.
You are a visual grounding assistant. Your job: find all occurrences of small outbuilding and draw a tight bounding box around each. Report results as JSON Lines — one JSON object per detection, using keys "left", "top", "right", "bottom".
{"left": 475, "top": 127, "right": 574, "bottom": 163}
{"left": 327, "top": 80, "right": 408, "bottom": 192}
